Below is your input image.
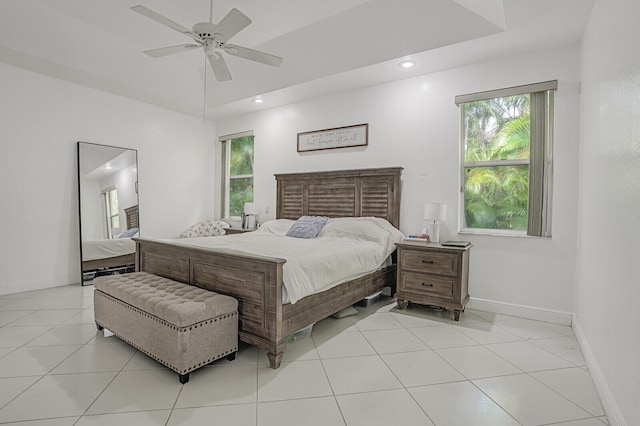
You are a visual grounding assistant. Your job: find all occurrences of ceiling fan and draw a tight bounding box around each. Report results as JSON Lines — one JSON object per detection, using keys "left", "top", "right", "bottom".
{"left": 131, "top": 1, "right": 283, "bottom": 82}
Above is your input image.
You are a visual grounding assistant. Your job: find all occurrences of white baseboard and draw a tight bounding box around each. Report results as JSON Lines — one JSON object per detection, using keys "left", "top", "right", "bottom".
{"left": 467, "top": 297, "right": 573, "bottom": 326}
{"left": 573, "top": 317, "right": 626, "bottom": 426}
{"left": 0, "top": 278, "right": 79, "bottom": 297}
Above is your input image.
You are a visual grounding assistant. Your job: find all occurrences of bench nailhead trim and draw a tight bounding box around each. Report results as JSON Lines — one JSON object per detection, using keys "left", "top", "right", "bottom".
{"left": 96, "top": 321, "right": 238, "bottom": 374}
{"left": 95, "top": 288, "right": 238, "bottom": 376}
{"left": 97, "top": 291, "right": 237, "bottom": 330}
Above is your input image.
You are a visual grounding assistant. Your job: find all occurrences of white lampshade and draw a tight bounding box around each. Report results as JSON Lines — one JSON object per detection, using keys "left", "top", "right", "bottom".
{"left": 424, "top": 203, "right": 447, "bottom": 222}
{"left": 424, "top": 202, "right": 446, "bottom": 243}
{"left": 244, "top": 202, "right": 259, "bottom": 215}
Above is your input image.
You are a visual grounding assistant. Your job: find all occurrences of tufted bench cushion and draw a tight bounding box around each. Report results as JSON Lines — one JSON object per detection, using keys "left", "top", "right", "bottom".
{"left": 94, "top": 272, "right": 237, "bottom": 328}
{"left": 93, "top": 272, "right": 238, "bottom": 384}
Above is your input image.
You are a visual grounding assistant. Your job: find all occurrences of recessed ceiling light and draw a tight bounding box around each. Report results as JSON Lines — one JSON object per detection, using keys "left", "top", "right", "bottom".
{"left": 398, "top": 60, "right": 416, "bottom": 69}
{"left": 253, "top": 97, "right": 263, "bottom": 104}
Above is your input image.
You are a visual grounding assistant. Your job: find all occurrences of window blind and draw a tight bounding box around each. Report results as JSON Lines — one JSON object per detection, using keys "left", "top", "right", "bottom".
{"left": 455, "top": 80, "right": 557, "bottom": 105}
{"left": 219, "top": 130, "right": 253, "bottom": 142}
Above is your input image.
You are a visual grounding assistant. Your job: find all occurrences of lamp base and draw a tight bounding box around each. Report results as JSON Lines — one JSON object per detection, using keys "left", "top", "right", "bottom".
{"left": 246, "top": 215, "right": 256, "bottom": 230}
{"left": 428, "top": 222, "right": 440, "bottom": 243}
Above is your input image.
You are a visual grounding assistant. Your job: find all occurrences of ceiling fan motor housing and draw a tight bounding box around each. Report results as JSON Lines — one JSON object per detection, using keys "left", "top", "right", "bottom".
{"left": 192, "top": 22, "right": 220, "bottom": 40}
{"left": 131, "top": 5, "right": 282, "bottom": 82}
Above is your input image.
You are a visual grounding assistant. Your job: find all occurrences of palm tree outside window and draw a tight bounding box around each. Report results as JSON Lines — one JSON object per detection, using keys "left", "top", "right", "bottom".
{"left": 220, "top": 132, "right": 254, "bottom": 219}
{"left": 456, "top": 81, "right": 556, "bottom": 237}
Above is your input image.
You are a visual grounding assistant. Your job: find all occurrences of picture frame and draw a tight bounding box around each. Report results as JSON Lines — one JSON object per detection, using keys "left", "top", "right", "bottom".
{"left": 297, "top": 123, "right": 368, "bottom": 152}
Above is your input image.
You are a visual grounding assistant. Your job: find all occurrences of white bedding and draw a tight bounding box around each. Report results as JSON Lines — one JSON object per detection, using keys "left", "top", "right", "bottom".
{"left": 82, "top": 238, "right": 136, "bottom": 262}
{"left": 174, "top": 217, "right": 405, "bottom": 304}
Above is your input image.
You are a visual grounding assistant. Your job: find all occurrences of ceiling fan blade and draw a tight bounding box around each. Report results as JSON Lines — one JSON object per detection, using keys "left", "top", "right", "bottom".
{"left": 224, "top": 44, "right": 283, "bottom": 67}
{"left": 214, "top": 8, "right": 251, "bottom": 41}
{"left": 207, "top": 52, "right": 232, "bottom": 81}
{"left": 131, "top": 5, "right": 201, "bottom": 41}
{"left": 143, "top": 44, "right": 201, "bottom": 58}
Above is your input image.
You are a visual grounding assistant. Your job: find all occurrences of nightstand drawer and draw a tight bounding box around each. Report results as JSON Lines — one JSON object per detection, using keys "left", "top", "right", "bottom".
{"left": 399, "top": 271, "right": 454, "bottom": 298}
{"left": 400, "top": 250, "right": 458, "bottom": 276}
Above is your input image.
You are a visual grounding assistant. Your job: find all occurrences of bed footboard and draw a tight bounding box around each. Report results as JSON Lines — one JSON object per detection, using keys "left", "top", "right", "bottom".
{"left": 282, "top": 265, "right": 396, "bottom": 337}
{"left": 134, "top": 238, "right": 397, "bottom": 369}
{"left": 134, "top": 238, "right": 287, "bottom": 366}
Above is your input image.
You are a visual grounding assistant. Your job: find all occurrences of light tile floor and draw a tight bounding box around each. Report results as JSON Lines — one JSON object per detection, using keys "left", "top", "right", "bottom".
{"left": 0, "top": 285, "right": 609, "bottom": 425}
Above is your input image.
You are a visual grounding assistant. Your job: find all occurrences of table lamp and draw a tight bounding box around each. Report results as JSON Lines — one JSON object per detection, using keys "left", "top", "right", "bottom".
{"left": 244, "top": 202, "right": 259, "bottom": 229}
{"left": 424, "top": 202, "right": 447, "bottom": 243}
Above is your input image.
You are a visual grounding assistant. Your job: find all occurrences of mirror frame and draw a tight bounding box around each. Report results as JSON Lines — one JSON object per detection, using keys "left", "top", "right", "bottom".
{"left": 77, "top": 141, "right": 139, "bottom": 285}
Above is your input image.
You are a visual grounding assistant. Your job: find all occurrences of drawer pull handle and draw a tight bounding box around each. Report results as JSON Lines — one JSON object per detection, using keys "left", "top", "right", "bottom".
{"left": 421, "top": 283, "right": 434, "bottom": 287}
{"left": 422, "top": 260, "right": 434, "bottom": 264}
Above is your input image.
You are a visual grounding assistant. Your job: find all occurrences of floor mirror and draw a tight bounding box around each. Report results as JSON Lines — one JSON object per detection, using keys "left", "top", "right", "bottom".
{"left": 77, "top": 142, "right": 139, "bottom": 285}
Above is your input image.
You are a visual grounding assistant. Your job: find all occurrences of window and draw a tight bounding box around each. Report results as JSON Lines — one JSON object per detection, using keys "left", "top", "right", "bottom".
{"left": 103, "top": 187, "right": 119, "bottom": 238}
{"left": 220, "top": 131, "right": 254, "bottom": 218}
{"left": 456, "top": 81, "right": 556, "bottom": 237}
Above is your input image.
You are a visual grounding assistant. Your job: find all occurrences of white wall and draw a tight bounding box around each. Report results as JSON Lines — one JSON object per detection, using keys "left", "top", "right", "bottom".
{"left": 0, "top": 63, "right": 216, "bottom": 295}
{"left": 574, "top": 1, "right": 640, "bottom": 424}
{"left": 216, "top": 44, "right": 581, "bottom": 319}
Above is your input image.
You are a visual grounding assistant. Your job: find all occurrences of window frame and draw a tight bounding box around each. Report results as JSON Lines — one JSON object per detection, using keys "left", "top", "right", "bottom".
{"left": 102, "top": 186, "right": 119, "bottom": 239}
{"left": 456, "top": 81, "right": 556, "bottom": 238}
{"left": 219, "top": 131, "right": 254, "bottom": 220}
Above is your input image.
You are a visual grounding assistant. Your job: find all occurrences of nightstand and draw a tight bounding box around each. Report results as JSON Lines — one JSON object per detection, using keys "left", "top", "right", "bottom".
{"left": 394, "top": 241, "right": 471, "bottom": 321}
{"left": 224, "top": 227, "right": 255, "bottom": 235}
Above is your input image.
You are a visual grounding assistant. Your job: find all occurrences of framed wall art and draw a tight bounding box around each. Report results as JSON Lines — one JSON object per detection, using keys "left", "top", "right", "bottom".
{"left": 297, "top": 123, "right": 368, "bottom": 152}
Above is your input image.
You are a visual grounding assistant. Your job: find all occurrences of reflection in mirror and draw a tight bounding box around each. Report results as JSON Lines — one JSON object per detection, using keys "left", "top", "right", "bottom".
{"left": 77, "top": 142, "right": 139, "bottom": 285}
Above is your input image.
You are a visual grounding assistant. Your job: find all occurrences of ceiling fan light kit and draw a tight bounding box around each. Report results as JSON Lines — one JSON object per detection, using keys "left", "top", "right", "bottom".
{"left": 131, "top": 2, "right": 283, "bottom": 82}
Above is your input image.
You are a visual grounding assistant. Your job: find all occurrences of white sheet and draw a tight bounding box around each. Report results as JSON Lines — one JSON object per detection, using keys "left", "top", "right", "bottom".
{"left": 82, "top": 238, "right": 136, "bottom": 261}
{"left": 174, "top": 217, "right": 405, "bottom": 304}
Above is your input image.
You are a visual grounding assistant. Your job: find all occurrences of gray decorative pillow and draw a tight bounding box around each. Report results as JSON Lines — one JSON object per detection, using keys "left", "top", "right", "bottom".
{"left": 286, "top": 216, "right": 329, "bottom": 239}
{"left": 118, "top": 227, "right": 139, "bottom": 238}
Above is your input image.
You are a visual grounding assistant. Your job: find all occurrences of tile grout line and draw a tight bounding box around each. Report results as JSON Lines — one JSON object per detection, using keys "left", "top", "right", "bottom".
{"left": 0, "top": 288, "right": 610, "bottom": 425}
{"left": 0, "top": 312, "right": 97, "bottom": 418}
{"left": 313, "top": 333, "right": 348, "bottom": 426}
{"left": 74, "top": 326, "right": 140, "bottom": 423}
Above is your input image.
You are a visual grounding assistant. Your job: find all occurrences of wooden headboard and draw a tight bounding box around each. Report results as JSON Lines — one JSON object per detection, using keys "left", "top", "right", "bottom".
{"left": 124, "top": 205, "right": 139, "bottom": 230}
{"left": 275, "top": 167, "right": 403, "bottom": 228}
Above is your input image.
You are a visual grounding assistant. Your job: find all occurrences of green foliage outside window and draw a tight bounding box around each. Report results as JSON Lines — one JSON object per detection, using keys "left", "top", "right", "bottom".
{"left": 228, "top": 136, "right": 254, "bottom": 217}
{"left": 463, "top": 95, "right": 531, "bottom": 230}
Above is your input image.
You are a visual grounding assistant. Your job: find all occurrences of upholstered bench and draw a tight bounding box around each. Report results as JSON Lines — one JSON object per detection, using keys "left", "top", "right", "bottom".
{"left": 93, "top": 272, "right": 238, "bottom": 384}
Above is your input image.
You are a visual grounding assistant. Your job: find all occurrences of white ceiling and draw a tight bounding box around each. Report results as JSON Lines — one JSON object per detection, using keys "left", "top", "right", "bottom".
{"left": 79, "top": 143, "right": 136, "bottom": 180}
{"left": 0, "top": 0, "right": 594, "bottom": 121}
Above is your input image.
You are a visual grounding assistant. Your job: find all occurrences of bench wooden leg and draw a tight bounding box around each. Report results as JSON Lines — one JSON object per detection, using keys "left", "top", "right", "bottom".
{"left": 179, "top": 373, "right": 190, "bottom": 384}
{"left": 227, "top": 352, "right": 236, "bottom": 361}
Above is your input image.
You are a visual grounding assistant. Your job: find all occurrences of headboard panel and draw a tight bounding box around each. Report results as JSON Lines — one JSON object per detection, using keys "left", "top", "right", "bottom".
{"left": 124, "top": 205, "right": 139, "bottom": 230}
{"left": 275, "top": 167, "right": 403, "bottom": 228}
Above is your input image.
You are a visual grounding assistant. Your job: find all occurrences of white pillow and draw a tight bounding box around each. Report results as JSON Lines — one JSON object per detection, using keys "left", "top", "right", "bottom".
{"left": 255, "top": 219, "right": 295, "bottom": 236}
{"left": 318, "top": 217, "right": 405, "bottom": 249}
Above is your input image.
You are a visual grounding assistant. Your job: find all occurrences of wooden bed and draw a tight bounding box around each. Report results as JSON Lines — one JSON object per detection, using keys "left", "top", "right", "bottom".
{"left": 134, "top": 167, "right": 402, "bottom": 368}
{"left": 82, "top": 253, "right": 135, "bottom": 272}
{"left": 82, "top": 205, "right": 139, "bottom": 272}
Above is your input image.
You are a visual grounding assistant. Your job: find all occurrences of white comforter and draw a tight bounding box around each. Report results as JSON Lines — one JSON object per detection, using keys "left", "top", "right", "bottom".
{"left": 174, "top": 217, "right": 405, "bottom": 304}
{"left": 82, "top": 238, "right": 136, "bottom": 261}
